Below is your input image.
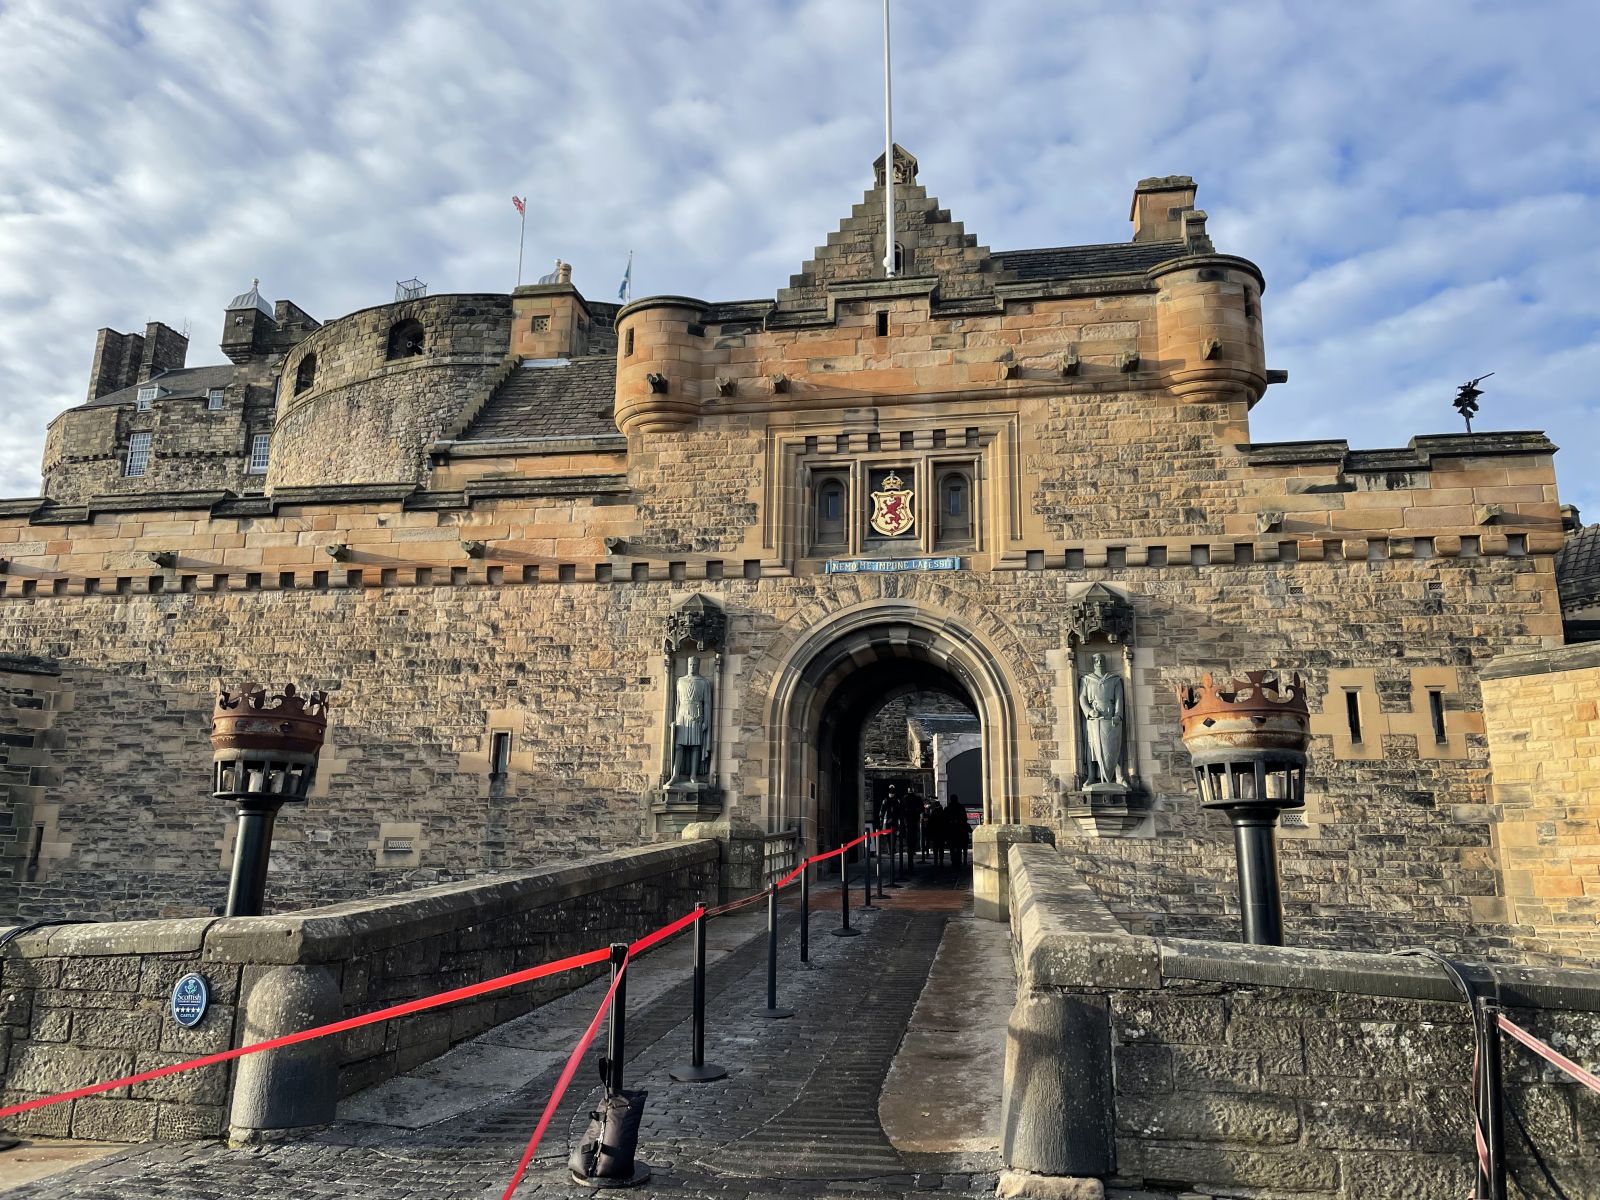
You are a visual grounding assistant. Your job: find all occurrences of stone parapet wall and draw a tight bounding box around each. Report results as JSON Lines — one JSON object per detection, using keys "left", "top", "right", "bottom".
{"left": 1481, "top": 643, "right": 1600, "bottom": 961}
{"left": 0, "top": 840, "right": 718, "bottom": 1142}
{"left": 1005, "top": 843, "right": 1600, "bottom": 1197}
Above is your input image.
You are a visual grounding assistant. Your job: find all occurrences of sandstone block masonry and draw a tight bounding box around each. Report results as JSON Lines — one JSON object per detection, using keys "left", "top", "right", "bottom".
{"left": 1005, "top": 843, "right": 1600, "bottom": 1198}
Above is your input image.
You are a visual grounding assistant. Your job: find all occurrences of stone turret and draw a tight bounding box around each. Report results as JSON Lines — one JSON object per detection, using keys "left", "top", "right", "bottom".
{"left": 613, "top": 296, "right": 710, "bottom": 436}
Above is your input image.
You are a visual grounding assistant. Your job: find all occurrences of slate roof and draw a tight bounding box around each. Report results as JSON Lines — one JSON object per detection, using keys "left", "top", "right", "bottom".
{"left": 992, "top": 239, "right": 1188, "bottom": 281}
{"left": 86, "top": 365, "right": 238, "bottom": 409}
{"left": 1557, "top": 524, "right": 1600, "bottom": 612}
{"left": 461, "top": 356, "right": 619, "bottom": 442}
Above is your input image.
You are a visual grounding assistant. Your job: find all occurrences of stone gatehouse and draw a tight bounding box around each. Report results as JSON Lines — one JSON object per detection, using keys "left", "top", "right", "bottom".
{"left": 1, "top": 147, "right": 1589, "bottom": 961}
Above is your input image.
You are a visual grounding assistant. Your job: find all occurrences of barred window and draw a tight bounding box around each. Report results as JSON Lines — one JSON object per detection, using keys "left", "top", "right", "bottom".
{"left": 248, "top": 433, "right": 271, "bottom": 474}
{"left": 125, "top": 431, "right": 153, "bottom": 477}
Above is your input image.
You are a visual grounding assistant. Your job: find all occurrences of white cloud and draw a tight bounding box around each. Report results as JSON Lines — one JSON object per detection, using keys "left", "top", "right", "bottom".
{"left": 0, "top": 0, "right": 1596, "bottom": 518}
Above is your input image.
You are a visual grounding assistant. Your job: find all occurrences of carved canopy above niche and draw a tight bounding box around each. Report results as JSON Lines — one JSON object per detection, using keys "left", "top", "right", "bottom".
{"left": 665, "top": 594, "right": 726, "bottom": 654}
{"left": 1066, "top": 583, "right": 1135, "bottom": 648}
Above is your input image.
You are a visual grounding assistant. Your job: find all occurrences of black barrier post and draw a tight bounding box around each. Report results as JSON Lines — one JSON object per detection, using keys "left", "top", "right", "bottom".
{"left": 833, "top": 843, "right": 862, "bottom": 938}
{"left": 888, "top": 824, "right": 903, "bottom": 887}
{"left": 876, "top": 830, "right": 889, "bottom": 898}
{"left": 1479, "top": 999, "right": 1508, "bottom": 1200}
{"left": 860, "top": 825, "right": 878, "bottom": 911}
{"left": 669, "top": 907, "right": 727, "bottom": 1083}
{"left": 606, "top": 941, "right": 628, "bottom": 1095}
{"left": 799, "top": 865, "right": 811, "bottom": 963}
{"left": 759, "top": 885, "right": 795, "bottom": 1018}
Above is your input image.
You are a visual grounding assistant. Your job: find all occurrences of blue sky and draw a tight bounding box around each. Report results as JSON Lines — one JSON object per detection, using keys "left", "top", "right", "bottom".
{"left": 2, "top": 0, "right": 1597, "bottom": 515}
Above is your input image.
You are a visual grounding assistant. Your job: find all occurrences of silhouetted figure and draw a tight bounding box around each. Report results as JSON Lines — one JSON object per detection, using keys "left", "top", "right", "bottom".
{"left": 947, "top": 793, "right": 970, "bottom": 865}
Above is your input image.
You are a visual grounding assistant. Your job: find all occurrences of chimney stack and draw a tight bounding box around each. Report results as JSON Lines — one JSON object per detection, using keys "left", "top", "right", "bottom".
{"left": 137, "top": 321, "right": 189, "bottom": 382}
{"left": 1130, "top": 176, "right": 1198, "bottom": 244}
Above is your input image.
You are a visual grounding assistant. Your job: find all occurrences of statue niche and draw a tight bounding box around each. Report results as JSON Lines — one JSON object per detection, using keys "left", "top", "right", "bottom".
{"left": 1063, "top": 584, "right": 1150, "bottom": 837}
{"left": 654, "top": 595, "right": 727, "bottom": 833}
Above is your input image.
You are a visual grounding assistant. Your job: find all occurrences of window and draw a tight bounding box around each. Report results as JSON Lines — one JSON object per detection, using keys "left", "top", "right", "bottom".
{"left": 814, "top": 476, "right": 847, "bottom": 547}
{"left": 490, "top": 731, "right": 512, "bottom": 777}
{"left": 294, "top": 353, "right": 317, "bottom": 395}
{"left": 876, "top": 311, "right": 890, "bottom": 337}
{"left": 937, "top": 469, "right": 973, "bottom": 546}
{"left": 893, "top": 242, "right": 906, "bottom": 274}
{"left": 1428, "top": 690, "right": 1447, "bottom": 744}
{"left": 625, "top": 328, "right": 635, "bottom": 356}
{"left": 248, "top": 434, "right": 271, "bottom": 474}
{"left": 1344, "top": 690, "right": 1363, "bottom": 744}
{"left": 136, "top": 386, "right": 157, "bottom": 411}
{"left": 206, "top": 388, "right": 225, "bottom": 411}
{"left": 385, "top": 318, "right": 425, "bottom": 360}
{"left": 124, "top": 431, "right": 152, "bottom": 477}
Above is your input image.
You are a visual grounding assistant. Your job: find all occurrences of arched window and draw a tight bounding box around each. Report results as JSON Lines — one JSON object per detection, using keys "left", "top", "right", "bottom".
{"left": 294, "top": 353, "right": 317, "bottom": 395}
{"left": 386, "top": 318, "right": 425, "bottom": 360}
{"left": 937, "top": 470, "right": 973, "bottom": 546}
{"left": 893, "top": 242, "right": 907, "bottom": 274}
{"left": 814, "top": 476, "right": 847, "bottom": 548}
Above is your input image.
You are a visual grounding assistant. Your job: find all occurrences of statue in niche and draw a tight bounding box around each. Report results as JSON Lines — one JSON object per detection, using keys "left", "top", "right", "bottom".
{"left": 668, "top": 655, "right": 714, "bottom": 785}
{"left": 1078, "top": 652, "right": 1126, "bottom": 788}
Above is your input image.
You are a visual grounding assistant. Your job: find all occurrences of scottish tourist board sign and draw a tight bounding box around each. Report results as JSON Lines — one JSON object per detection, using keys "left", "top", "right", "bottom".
{"left": 170, "top": 972, "right": 209, "bottom": 1028}
{"left": 824, "top": 556, "right": 961, "bottom": 575}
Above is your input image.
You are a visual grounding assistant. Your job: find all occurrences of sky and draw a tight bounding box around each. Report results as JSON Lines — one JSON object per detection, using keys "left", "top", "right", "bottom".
{"left": 2, "top": 0, "right": 1597, "bottom": 514}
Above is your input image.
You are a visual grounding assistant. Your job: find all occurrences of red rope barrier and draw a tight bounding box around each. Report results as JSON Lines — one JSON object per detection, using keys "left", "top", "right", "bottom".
{"left": 0, "top": 943, "right": 612, "bottom": 1121}
{"left": 500, "top": 954, "right": 630, "bottom": 1199}
{"left": 629, "top": 908, "right": 702, "bottom": 957}
{"left": 1498, "top": 1013, "right": 1600, "bottom": 1095}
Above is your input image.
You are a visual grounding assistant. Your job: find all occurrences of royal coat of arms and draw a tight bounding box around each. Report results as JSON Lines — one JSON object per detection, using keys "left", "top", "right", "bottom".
{"left": 870, "top": 472, "right": 915, "bottom": 537}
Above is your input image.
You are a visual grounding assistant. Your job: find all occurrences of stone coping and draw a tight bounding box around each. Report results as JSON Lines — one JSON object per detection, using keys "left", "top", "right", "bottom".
{"left": 1480, "top": 639, "right": 1600, "bottom": 679}
{"left": 2, "top": 841, "right": 718, "bottom": 967}
{"left": 1009, "top": 842, "right": 1600, "bottom": 1011}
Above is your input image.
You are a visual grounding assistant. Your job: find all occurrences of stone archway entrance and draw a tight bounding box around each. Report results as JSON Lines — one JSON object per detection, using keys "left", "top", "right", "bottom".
{"left": 762, "top": 604, "right": 1027, "bottom": 851}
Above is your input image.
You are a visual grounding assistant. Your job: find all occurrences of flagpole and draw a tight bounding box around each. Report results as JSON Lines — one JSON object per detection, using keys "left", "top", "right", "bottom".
{"left": 882, "top": 0, "right": 895, "bottom": 279}
{"left": 516, "top": 205, "right": 526, "bottom": 288}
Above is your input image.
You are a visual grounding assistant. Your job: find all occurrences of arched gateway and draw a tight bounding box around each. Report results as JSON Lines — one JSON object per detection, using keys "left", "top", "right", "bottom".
{"left": 760, "top": 602, "right": 1030, "bottom": 850}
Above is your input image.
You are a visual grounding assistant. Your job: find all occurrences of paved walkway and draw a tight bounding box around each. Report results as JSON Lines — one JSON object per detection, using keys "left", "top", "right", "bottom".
{"left": 0, "top": 865, "right": 1000, "bottom": 1200}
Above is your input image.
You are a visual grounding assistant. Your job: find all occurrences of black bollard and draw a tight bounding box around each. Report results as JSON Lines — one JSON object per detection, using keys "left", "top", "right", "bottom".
{"left": 759, "top": 885, "right": 795, "bottom": 1018}
{"left": 833, "top": 842, "right": 862, "bottom": 938}
{"left": 860, "top": 825, "right": 878, "bottom": 911}
{"left": 799, "top": 865, "right": 811, "bottom": 963}
{"left": 887, "top": 824, "right": 903, "bottom": 887}
{"left": 876, "top": 830, "right": 889, "bottom": 899}
{"left": 606, "top": 941, "right": 628, "bottom": 1094}
{"left": 670, "top": 906, "right": 727, "bottom": 1083}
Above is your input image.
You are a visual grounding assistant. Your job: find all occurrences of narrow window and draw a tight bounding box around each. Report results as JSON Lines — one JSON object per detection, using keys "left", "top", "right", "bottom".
{"left": 1345, "top": 690, "right": 1363, "bottom": 744}
{"left": 624, "top": 328, "right": 635, "bottom": 356}
{"left": 893, "top": 242, "right": 906, "bottom": 274}
{"left": 24, "top": 823, "right": 44, "bottom": 882}
{"left": 876, "top": 311, "right": 890, "bottom": 337}
{"left": 136, "top": 386, "right": 157, "bottom": 411}
{"left": 206, "top": 388, "right": 225, "bottom": 411}
{"left": 1428, "top": 690, "right": 1447, "bottom": 743}
{"left": 247, "top": 433, "right": 271, "bottom": 474}
{"left": 815, "top": 477, "right": 847, "bottom": 546}
{"left": 490, "top": 731, "right": 512, "bottom": 777}
{"left": 936, "top": 470, "right": 973, "bottom": 546}
{"left": 294, "top": 353, "right": 317, "bottom": 395}
{"left": 124, "top": 431, "right": 153, "bottom": 477}
{"left": 385, "top": 318, "right": 425, "bottom": 360}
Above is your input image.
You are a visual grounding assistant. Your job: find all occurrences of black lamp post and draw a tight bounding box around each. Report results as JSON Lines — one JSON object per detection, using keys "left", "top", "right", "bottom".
{"left": 212, "top": 683, "right": 329, "bottom": 917}
{"left": 1176, "top": 671, "right": 1311, "bottom": 946}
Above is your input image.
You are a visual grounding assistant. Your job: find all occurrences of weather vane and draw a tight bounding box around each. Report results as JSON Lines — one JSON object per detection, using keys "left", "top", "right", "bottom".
{"left": 1453, "top": 373, "right": 1492, "bottom": 434}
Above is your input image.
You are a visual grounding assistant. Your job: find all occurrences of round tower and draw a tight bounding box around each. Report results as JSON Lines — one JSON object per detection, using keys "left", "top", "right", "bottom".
{"left": 1149, "top": 245, "right": 1267, "bottom": 407}
{"left": 613, "top": 296, "right": 709, "bottom": 436}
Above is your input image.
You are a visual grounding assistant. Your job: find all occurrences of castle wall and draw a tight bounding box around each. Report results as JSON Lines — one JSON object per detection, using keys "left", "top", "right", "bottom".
{"left": 0, "top": 462, "right": 1563, "bottom": 957}
{"left": 268, "top": 294, "right": 512, "bottom": 490}
{"left": 1481, "top": 643, "right": 1600, "bottom": 961}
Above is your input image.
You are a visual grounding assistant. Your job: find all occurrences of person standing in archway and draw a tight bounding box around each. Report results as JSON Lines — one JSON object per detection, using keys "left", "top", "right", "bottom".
{"left": 947, "top": 792, "right": 970, "bottom": 865}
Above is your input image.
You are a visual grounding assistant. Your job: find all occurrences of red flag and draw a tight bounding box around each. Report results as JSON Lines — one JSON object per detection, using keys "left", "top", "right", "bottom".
{"left": 511, "top": 195, "right": 526, "bottom": 216}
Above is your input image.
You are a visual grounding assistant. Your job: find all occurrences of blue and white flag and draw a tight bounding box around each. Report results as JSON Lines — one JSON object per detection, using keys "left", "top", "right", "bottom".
{"left": 617, "top": 252, "right": 632, "bottom": 302}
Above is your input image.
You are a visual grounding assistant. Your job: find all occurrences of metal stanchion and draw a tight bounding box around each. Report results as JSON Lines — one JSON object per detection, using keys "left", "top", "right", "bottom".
{"left": 860, "top": 824, "right": 878, "bottom": 911}
{"left": 799, "top": 865, "right": 811, "bottom": 963}
{"left": 833, "top": 842, "right": 862, "bottom": 938}
{"left": 606, "top": 941, "right": 628, "bottom": 1093}
{"left": 888, "top": 823, "right": 903, "bottom": 887}
{"left": 670, "top": 906, "right": 727, "bottom": 1083}
{"left": 876, "top": 829, "right": 889, "bottom": 899}
{"left": 759, "top": 885, "right": 795, "bottom": 1018}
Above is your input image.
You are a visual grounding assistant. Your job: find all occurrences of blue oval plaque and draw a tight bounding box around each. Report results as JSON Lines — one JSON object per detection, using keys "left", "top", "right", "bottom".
{"left": 170, "top": 972, "right": 209, "bottom": 1028}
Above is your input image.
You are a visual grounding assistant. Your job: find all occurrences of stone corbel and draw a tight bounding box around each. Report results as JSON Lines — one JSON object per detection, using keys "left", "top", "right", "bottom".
{"left": 714, "top": 375, "right": 737, "bottom": 397}
{"left": 460, "top": 539, "right": 486, "bottom": 558}
{"left": 1475, "top": 504, "right": 1504, "bottom": 525}
{"left": 770, "top": 373, "right": 790, "bottom": 394}
{"left": 1203, "top": 338, "right": 1222, "bottom": 360}
{"left": 1117, "top": 350, "right": 1141, "bottom": 373}
{"left": 148, "top": 551, "right": 178, "bottom": 568}
{"left": 1256, "top": 510, "right": 1285, "bottom": 534}
{"left": 1001, "top": 359, "right": 1020, "bottom": 379}
{"left": 1058, "top": 349, "right": 1081, "bottom": 377}
{"left": 325, "top": 543, "right": 349, "bottom": 561}
{"left": 646, "top": 372, "right": 669, "bottom": 394}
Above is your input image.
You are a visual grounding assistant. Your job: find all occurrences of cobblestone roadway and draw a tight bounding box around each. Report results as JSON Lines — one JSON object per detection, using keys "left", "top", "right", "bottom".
{"left": 0, "top": 872, "right": 997, "bottom": 1200}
